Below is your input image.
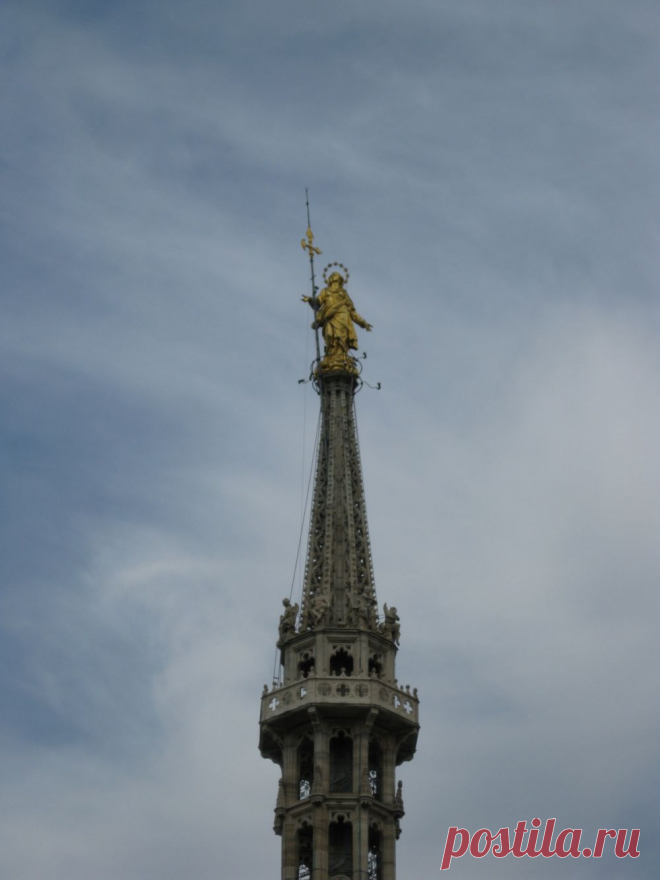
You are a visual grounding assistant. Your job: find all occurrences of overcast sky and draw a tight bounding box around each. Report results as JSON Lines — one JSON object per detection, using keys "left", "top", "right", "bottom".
{"left": 1, "top": 1, "right": 659, "bottom": 878}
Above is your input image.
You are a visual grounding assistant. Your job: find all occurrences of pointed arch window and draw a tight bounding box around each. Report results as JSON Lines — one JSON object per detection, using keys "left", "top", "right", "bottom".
{"left": 330, "top": 647, "right": 354, "bottom": 676}
{"left": 298, "top": 737, "right": 314, "bottom": 800}
{"left": 368, "top": 653, "right": 382, "bottom": 678}
{"left": 297, "top": 822, "right": 313, "bottom": 880}
{"left": 368, "top": 826, "right": 382, "bottom": 880}
{"left": 329, "top": 816, "right": 352, "bottom": 878}
{"left": 329, "top": 731, "right": 353, "bottom": 792}
{"left": 298, "top": 652, "right": 315, "bottom": 678}
{"left": 368, "top": 739, "right": 383, "bottom": 800}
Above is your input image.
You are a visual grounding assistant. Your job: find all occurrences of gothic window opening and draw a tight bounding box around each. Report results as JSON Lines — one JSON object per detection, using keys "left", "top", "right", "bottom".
{"left": 297, "top": 823, "right": 313, "bottom": 880}
{"left": 368, "top": 654, "right": 382, "bottom": 677}
{"left": 298, "top": 737, "right": 314, "bottom": 800}
{"left": 368, "top": 739, "right": 383, "bottom": 799}
{"left": 330, "top": 647, "right": 354, "bottom": 676}
{"left": 329, "top": 817, "right": 353, "bottom": 879}
{"left": 330, "top": 731, "right": 353, "bottom": 792}
{"left": 298, "top": 652, "right": 315, "bottom": 678}
{"left": 368, "top": 826, "right": 382, "bottom": 880}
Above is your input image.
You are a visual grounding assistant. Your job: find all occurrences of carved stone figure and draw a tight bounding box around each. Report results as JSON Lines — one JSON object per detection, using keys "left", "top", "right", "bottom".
{"left": 308, "top": 589, "right": 331, "bottom": 629}
{"left": 278, "top": 598, "right": 298, "bottom": 644}
{"left": 359, "top": 591, "right": 376, "bottom": 630}
{"left": 348, "top": 586, "right": 374, "bottom": 630}
{"left": 380, "top": 603, "right": 401, "bottom": 645}
{"left": 303, "top": 270, "right": 372, "bottom": 372}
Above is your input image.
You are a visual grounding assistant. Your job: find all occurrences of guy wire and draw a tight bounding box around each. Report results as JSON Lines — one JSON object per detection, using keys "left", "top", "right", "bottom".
{"left": 271, "top": 406, "right": 321, "bottom": 685}
{"left": 300, "top": 288, "right": 310, "bottom": 548}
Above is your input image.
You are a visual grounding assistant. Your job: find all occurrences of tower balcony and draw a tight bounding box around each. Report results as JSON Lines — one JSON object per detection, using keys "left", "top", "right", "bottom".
{"left": 260, "top": 674, "right": 419, "bottom": 738}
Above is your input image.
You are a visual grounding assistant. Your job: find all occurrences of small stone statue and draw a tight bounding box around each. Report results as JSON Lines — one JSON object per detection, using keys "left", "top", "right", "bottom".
{"left": 361, "top": 589, "right": 378, "bottom": 630}
{"left": 394, "top": 780, "right": 405, "bottom": 815}
{"left": 308, "top": 589, "right": 330, "bottom": 629}
{"left": 349, "top": 587, "right": 375, "bottom": 630}
{"left": 357, "top": 599, "right": 372, "bottom": 630}
{"left": 380, "top": 603, "right": 401, "bottom": 645}
{"left": 278, "top": 598, "right": 298, "bottom": 644}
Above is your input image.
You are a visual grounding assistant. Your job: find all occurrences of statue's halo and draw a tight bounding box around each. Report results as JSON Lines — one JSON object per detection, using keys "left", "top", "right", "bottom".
{"left": 322, "top": 261, "right": 350, "bottom": 284}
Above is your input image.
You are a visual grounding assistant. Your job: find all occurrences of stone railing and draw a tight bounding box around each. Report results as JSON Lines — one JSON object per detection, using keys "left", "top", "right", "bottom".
{"left": 260, "top": 675, "right": 419, "bottom": 725}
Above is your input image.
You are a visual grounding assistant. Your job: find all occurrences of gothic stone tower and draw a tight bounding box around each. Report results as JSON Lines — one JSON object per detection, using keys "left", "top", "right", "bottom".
{"left": 259, "top": 260, "right": 419, "bottom": 880}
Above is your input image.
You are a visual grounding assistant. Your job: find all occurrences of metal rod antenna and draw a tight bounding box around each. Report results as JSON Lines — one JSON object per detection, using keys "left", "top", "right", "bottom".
{"left": 302, "top": 188, "right": 322, "bottom": 363}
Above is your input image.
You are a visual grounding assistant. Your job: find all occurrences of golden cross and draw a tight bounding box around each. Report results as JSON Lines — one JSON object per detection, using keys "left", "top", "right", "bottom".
{"left": 301, "top": 225, "right": 322, "bottom": 257}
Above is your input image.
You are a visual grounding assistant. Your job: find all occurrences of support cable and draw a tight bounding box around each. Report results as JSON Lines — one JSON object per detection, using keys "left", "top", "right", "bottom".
{"left": 270, "top": 191, "right": 323, "bottom": 686}
{"left": 271, "top": 406, "right": 321, "bottom": 685}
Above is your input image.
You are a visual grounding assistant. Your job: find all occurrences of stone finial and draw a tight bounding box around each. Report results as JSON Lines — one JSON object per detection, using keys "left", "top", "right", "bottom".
{"left": 273, "top": 778, "right": 286, "bottom": 835}
{"left": 276, "top": 778, "right": 286, "bottom": 809}
{"left": 394, "top": 780, "right": 405, "bottom": 817}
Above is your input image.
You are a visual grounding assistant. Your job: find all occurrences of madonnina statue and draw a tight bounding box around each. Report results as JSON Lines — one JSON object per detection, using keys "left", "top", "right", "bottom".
{"left": 303, "top": 268, "right": 372, "bottom": 373}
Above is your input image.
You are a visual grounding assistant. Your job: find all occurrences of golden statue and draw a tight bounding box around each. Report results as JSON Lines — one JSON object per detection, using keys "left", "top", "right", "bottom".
{"left": 303, "top": 264, "right": 372, "bottom": 373}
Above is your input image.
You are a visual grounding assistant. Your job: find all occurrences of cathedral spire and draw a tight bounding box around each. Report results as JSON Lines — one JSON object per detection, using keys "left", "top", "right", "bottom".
{"left": 299, "top": 371, "right": 379, "bottom": 633}
{"left": 259, "top": 229, "right": 418, "bottom": 880}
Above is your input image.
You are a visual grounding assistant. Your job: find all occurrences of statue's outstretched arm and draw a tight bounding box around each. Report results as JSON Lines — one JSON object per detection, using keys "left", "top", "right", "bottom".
{"left": 351, "top": 310, "right": 372, "bottom": 332}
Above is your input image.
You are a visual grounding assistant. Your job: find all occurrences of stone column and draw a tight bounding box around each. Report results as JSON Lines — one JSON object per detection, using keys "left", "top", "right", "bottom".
{"left": 355, "top": 806, "right": 371, "bottom": 879}
{"left": 382, "top": 739, "right": 396, "bottom": 806}
{"left": 282, "top": 815, "right": 298, "bottom": 880}
{"left": 282, "top": 736, "right": 298, "bottom": 805}
{"left": 311, "top": 711, "right": 329, "bottom": 878}
{"left": 381, "top": 816, "right": 397, "bottom": 880}
{"left": 312, "top": 803, "right": 328, "bottom": 879}
{"left": 310, "top": 709, "right": 328, "bottom": 793}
